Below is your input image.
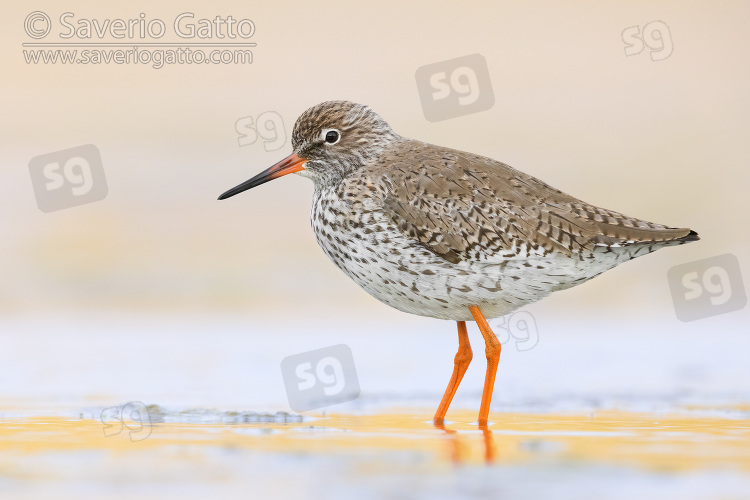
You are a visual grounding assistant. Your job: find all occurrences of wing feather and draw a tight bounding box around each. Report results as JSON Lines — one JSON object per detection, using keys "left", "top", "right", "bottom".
{"left": 354, "top": 141, "right": 696, "bottom": 264}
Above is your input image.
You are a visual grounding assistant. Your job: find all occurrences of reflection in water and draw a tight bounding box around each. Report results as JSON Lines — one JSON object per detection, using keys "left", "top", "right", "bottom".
{"left": 1, "top": 407, "right": 749, "bottom": 499}
{"left": 434, "top": 419, "right": 496, "bottom": 464}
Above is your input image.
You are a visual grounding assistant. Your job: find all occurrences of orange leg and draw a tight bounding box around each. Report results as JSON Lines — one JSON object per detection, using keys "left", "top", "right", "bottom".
{"left": 433, "top": 321, "right": 473, "bottom": 423}
{"left": 469, "top": 305, "right": 501, "bottom": 425}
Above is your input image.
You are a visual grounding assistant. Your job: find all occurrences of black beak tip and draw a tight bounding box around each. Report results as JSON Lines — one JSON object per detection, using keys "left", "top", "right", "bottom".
{"left": 217, "top": 186, "right": 244, "bottom": 200}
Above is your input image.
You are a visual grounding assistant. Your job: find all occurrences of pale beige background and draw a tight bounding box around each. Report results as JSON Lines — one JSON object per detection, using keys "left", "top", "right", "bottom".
{"left": 3, "top": 6, "right": 749, "bottom": 498}
{"left": 1, "top": 0, "right": 748, "bottom": 324}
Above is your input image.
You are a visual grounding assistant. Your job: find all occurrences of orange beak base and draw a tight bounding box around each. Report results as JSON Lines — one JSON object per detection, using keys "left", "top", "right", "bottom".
{"left": 218, "top": 153, "right": 306, "bottom": 200}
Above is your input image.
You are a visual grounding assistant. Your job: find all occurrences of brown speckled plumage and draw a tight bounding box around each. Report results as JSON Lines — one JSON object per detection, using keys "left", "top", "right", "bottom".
{"left": 218, "top": 100, "right": 699, "bottom": 424}
{"left": 222, "top": 100, "right": 698, "bottom": 322}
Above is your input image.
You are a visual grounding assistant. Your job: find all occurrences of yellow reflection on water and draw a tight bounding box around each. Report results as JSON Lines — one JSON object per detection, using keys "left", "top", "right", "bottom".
{"left": 2, "top": 408, "right": 749, "bottom": 472}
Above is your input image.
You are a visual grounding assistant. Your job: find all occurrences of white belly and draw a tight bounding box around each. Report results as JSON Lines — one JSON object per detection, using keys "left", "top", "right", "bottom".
{"left": 310, "top": 189, "right": 628, "bottom": 322}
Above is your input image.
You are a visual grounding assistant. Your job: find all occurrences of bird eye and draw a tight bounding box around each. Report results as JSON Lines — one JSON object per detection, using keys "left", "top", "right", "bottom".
{"left": 323, "top": 129, "right": 340, "bottom": 145}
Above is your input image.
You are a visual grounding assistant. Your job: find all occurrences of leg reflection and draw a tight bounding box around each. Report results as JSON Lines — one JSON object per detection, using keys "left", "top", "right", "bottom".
{"left": 479, "top": 422, "right": 495, "bottom": 464}
{"left": 433, "top": 420, "right": 495, "bottom": 464}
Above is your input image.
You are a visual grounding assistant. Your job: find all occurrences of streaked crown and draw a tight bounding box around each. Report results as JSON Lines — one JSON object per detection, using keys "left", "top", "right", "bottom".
{"left": 291, "top": 101, "right": 399, "bottom": 187}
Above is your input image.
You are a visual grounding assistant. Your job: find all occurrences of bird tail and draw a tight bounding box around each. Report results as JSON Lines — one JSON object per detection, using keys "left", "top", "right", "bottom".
{"left": 589, "top": 227, "right": 699, "bottom": 251}
{"left": 675, "top": 229, "right": 700, "bottom": 242}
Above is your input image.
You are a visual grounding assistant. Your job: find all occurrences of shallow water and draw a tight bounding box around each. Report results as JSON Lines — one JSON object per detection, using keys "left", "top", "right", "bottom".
{"left": 1, "top": 312, "right": 749, "bottom": 499}
{"left": 2, "top": 405, "right": 750, "bottom": 500}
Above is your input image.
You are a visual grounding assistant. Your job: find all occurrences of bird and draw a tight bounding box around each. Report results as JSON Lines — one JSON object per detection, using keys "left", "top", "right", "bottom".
{"left": 218, "top": 100, "right": 698, "bottom": 425}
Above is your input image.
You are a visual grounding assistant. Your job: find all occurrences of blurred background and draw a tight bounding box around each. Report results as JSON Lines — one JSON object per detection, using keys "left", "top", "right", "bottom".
{"left": 2, "top": 0, "right": 748, "bottom": 405}
{"left": 0, "top": 1, "right": 749, "bottom": 497}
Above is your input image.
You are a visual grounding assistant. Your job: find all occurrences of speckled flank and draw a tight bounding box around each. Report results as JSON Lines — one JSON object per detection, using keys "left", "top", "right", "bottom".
{"left": 292, "top": 101, "right": 698, "bottom": 322}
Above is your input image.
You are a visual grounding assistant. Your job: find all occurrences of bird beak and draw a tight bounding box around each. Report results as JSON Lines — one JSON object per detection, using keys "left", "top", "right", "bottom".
{"left": 217, "top": 152, "right": 307, "bottom": 200}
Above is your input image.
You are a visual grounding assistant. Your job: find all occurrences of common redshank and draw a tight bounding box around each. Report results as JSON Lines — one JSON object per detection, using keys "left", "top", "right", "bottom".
{"left": 218, "top": 101, "right": 698, "bottom": 424}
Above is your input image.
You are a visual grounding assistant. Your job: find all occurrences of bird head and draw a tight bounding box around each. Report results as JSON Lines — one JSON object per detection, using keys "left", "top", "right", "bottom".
{"left": 218, "top": 101, "right": 398, "bottom": 200}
